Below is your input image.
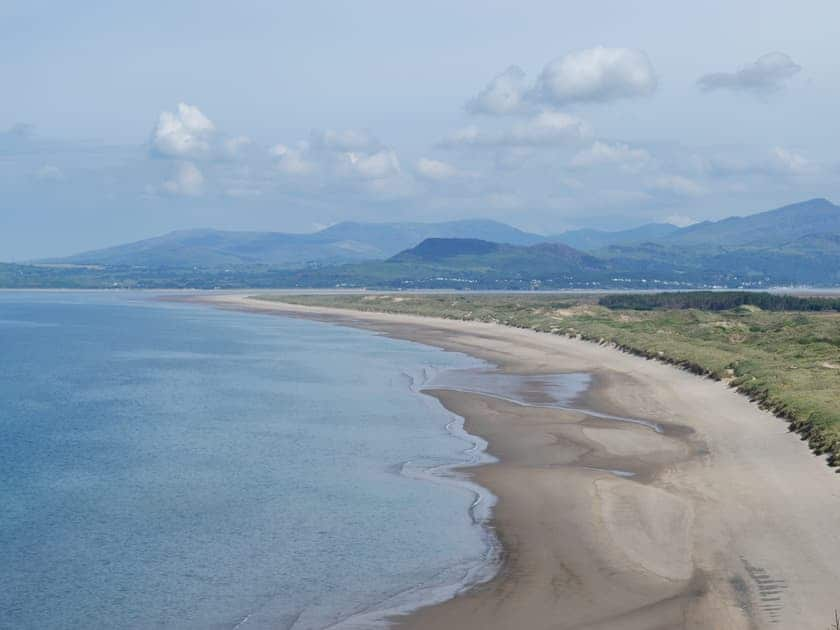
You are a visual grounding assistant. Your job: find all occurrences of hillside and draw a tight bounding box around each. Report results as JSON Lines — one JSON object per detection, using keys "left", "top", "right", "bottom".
{"left": 388, "top": 238, "right": 603, "bottom": 273}
{"left": 48, "top": 219, "right": 544, "bottom": 268}
{"left": 661, "top": 198, "right": 840, "bottom": 247}
{"left": 548, "top": 223, "right": 679, "bottom": 251}
{"left": 389, "top": 238, "right": 502, "bottom": 261}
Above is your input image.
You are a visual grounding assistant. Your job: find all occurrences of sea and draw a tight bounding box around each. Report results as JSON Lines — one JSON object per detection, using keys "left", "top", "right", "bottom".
{"left": 0, "top": 292, "right": 498, "bottom": 630}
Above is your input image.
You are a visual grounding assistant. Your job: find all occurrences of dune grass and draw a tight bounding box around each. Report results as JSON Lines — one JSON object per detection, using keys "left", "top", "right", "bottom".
{"left": 256, "top": 292, "right": 840, "bottom": 468}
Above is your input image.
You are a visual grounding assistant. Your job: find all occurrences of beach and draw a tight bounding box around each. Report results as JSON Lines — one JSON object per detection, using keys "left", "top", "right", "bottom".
{"left": 202, "top": 294, "right": 840, "bottom": 629}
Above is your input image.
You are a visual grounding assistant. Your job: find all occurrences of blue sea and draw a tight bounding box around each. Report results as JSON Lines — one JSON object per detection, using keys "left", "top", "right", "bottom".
{"left": 0, "top": 292, "right": 497, "bottom": 630}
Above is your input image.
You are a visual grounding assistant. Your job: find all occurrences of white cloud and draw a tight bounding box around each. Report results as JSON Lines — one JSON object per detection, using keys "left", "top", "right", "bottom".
{"left": 272, "top": 143, "right": 317, "bottom": 176}
{"left": 769, "top": 146, "right": 811, "bottom": 175}
{"left": 415, "top": 157, "right": 459, "bottom": 180}
{"left": 340, "top": 149, "right": 401, "bottom": 179}
{"left": 648, "top": 174, "right": 705, "bottom": 196}
{"left": 162, "top": 161, "right": 204, "bottom": 196}
{"left": 271, "top": 129, "right": 402, "bottom": 184}
{"left": 509, "top": 111, "right": 590, "bottom": 145}
{"left": 698, "top": 52, "right": 801, "bottom": 94}
{"left": 570, "top": 141, "right": 650, "bottom": 171}
{"left": 152, "top": 103, "right": 216, "bottom": 159}
{"left": 442, "top": 111, "right": 589, "bottom": 148}
{"left": 532, "top": 47, "right": 657, "bottom": 106}
{"left": 467, "top": 65, "right": 528, "bottom": 115}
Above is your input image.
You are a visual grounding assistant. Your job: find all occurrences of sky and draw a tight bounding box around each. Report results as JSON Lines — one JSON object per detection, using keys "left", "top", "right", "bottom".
{"left": 2, "top": 0, "right": 839, "bottom": 259}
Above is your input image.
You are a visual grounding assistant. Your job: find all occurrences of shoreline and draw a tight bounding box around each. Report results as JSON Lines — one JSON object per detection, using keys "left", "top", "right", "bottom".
{"left": 326, "top": 368, "right": 503, "bottom": 630}
{"left": 195, "top": 294, "right": 840, "bottom": 629}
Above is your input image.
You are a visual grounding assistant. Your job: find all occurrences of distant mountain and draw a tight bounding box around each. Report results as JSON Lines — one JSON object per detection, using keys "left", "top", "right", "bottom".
{"left": 14, "top": 197, "right": 840, "bottom": 289}
{"left": 390, "top": 238, "right": 502, "bottom": 262}
{"left": 596, "top": 198, "right": 840, "bottom": 286}
{"left": 314, "top": 219, "right": 543, "bottom": 249}
{"left": 661, "top": 198, "right": 840, "bottom": 247}
{"left": 548, "top": 223, "right": 680, "bottom": 252}
{"left": 387, "top": 238, "right": 604, "bottom": 275}
{"left": 48, "top": 219, "right": 544, "bottom": 268}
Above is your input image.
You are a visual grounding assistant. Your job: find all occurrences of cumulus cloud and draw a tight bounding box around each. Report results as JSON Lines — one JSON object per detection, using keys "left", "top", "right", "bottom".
{"left": 697, "top": 52, "right": 801, "bottom": 95}
{"left": 152, "top": 103, "right": 216, "bottom": 159}
{"left": 467, "top": 65, "right": 528, "bottom": 115}
{"left": 272, "top": 143, "right": 317, "bottom": 176}
{"left": 162, "top": 161, "right": 205, "bottom": 196}
{"left": 415, "top": 157, "right": 459, "bottom": 180}
{"left": 466, "top": 48, "right": 657, "bottom": 118}
{"left": 532, "top": 47, "right": 657, "bottom": 106}
{"left": 271, "top": 129, "right": 401, "bottom": 183}
{"left": 570, "top": 141, "right": 650, "bottom": 171}
{"left": 509, "top": 111, "right": 591, "bottom": 145}
{"left": 442, "top": 111, "right": 589, "bottom": 148}
{"left": 768, "top": 146, "right": 811, "bottom": 175}
{"left": 340, "top": 149, "right": 401, "bottom": 179}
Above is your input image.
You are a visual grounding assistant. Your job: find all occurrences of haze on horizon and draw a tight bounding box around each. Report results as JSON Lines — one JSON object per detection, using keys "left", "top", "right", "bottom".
{"left": 2, "top": 0, "right": 839, "bottom": 260}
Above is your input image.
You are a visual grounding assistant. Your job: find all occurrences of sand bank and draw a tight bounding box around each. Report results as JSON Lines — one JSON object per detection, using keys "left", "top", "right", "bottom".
{"left": 200, "top": 294, "right": 840, "bottom": 629}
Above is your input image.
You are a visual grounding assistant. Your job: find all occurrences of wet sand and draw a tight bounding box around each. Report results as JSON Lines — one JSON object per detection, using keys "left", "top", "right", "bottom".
{"left": 199, "top": 295, "right": 840, "bottom": 629}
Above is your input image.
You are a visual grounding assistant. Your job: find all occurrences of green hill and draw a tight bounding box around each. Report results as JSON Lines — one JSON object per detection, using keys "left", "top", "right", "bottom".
{"left": 387, "top": 238, "right": 603, "bottom": 275}
{"left": 661, "top": 198, "right": 840, "bottom": 247}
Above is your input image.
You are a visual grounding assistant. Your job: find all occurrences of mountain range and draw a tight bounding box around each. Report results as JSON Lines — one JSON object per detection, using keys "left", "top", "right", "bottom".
{"left": 47, "top": 219, "right": 544, "bottom": 268}
{"left": 7, "top": 197, "right": 840, "bottom": 289}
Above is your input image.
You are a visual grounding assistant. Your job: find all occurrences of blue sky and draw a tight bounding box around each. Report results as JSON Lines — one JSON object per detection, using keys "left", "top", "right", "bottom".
{"left": 2, "top": 0, "right": 839, "bottom": 259}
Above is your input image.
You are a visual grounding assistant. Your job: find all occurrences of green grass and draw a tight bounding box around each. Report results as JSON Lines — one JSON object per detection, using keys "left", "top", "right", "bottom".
{"left": 255, "top": 292, "right": 840, "bottom": 468}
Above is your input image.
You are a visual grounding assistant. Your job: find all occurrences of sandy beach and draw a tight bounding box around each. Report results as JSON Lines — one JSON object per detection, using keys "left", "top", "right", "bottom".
{"left": 200, "top": 294, "right": 840, "bottom": 629}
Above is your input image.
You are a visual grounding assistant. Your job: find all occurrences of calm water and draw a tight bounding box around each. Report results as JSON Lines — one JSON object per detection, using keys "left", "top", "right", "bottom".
{"left": 0, "top": 292, "right": 495, "bottom": 630}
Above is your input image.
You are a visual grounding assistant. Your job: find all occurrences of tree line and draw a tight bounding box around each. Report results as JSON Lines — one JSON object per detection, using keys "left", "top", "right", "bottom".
{"left": 599, "top": 291, "right": 840, "bottom": 312}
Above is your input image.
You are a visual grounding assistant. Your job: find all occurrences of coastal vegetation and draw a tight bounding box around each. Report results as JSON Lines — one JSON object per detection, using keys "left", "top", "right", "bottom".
{"left": 599, "top": 291, "right": 840, "bottom": 311}
{"left": 258, "top": 292, "right": 840, "bottom": 468}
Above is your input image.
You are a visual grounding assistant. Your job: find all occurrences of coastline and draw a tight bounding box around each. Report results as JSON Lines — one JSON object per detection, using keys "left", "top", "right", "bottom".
{"left": 325, "top": 364, "right": 503, "bottom": 630}
{"left": 195, "top": 294, "right": 840, "bottom": 629}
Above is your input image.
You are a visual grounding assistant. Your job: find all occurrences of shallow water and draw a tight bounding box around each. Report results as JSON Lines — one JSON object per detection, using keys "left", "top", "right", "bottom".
{"left": 424, "top": 368, "right": 591, "bottom": 406}
{"left": 0, "top": 292, "right": 502, "bottom": 630}
{"left": 425, "top": 368, "right": 663, "bottom": 432}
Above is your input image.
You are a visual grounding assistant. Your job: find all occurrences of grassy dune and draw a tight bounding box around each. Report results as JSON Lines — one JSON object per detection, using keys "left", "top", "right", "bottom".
{"left": 256, "top": 293, "right": 840, "bottom": 468}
